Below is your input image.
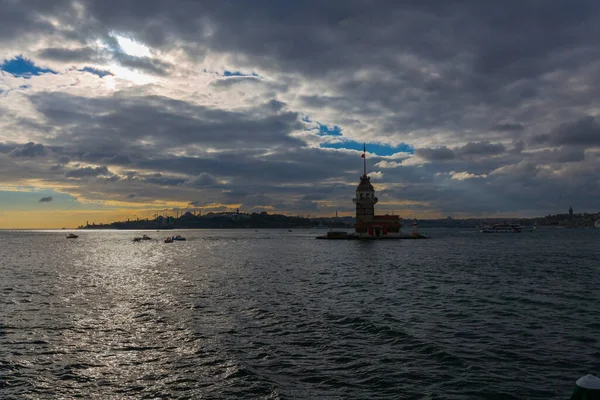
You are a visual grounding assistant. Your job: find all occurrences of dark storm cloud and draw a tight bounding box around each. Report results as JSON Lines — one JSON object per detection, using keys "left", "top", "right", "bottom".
{"left": 492, "top": 123, "right": 525, "bottom": 132}
{"left": 6, "top": 1, "right": 597, "bottom": 78}
{"left": 0, "top": 0, "right": 70, "bottom": 41}
{"left": 29, "top": 92, "right": 305, "bottom": 154}
{"left": 112, "top": 53, "right": 173, "bottom": 76}
{"left": 532, "top": 148, "right": 586, "bottom": 164}
{"left": 38, "top": 196, "right": 53, "bottom": 202}
{"left": 302, "top": 194, "right": 327, "bottom": 201}
{"left": 5, "top": 0, "right": 600, "bottom": 140}
{"left": 9, "top": 142, "right": 46, "bottom": 157}
{"left": 415, "top": 147, "right": 455, "bottom": 161}
{"left": 56, "top": 155, "right": 71, "bottom": 164}
{"left": 139, "top": 174, "right": 186, "bottom": 186}
{"left": 106, "top": 154, "right": 131, "bottom": 165}
{"left": 80, "top": 67, "right": 113, "bottom": 78}
{"left": 456, "top": 142, "right": 505, "bottom": 156}
{"left": 185, "top": 173, "right": 218, "bottom": 187}
{"left": 210, "top": 76, "right": 262, "bottom": 89}
{"left": 533, "top": 116, "right": 600, "bottom": 146}
{"left": 65, "top": 165, "right": 109, "bottom": 178}
{"left": 411, "top": 142, "right": 505, "bottom": 164}
{"left": 37, "top": 47, "right": 99, "bottom": 62}
{"left": 4, "top": 0, "right": 600, "bottom": 216}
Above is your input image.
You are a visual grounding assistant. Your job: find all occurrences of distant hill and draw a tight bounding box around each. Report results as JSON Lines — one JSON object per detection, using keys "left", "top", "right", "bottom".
{"left": 79, "top": 211, "right": 354, "bottom": 230}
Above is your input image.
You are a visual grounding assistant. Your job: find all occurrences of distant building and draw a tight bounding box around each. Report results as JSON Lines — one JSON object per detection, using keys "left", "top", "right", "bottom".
{"left": 569, "top": 206, "right": 573, "bottom": 220}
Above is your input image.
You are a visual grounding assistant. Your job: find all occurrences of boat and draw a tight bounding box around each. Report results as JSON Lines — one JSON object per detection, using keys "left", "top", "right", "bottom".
{"left": 595, "top": 220, "right": 600, "bottom": 228}
{"left": 133, "top": 237, "right": 142, "bottom": 242}
{"left": 172, "top": 235, "right": 186, "bottom": 241}
{"left": 164, "top": 237, "right": 173, "bottom": 243}
{"left": 66, "top": 233, "right": 78, "bottom": 239}
{"left": 480, "top": 224, "right": 524, "bottom": 233}
{"left": 142, "top": 234, "right": 152, "bottom": 240}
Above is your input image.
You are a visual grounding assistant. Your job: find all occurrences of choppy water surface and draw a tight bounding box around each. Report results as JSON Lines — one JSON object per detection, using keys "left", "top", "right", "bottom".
{"left": 1, "top": 228, "right": 599, "bottom": 399}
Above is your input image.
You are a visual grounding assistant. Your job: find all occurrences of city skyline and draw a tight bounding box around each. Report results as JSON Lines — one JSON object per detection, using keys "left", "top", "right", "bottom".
{"left": 2, "top": 1, "right": 600, "bottom": 228}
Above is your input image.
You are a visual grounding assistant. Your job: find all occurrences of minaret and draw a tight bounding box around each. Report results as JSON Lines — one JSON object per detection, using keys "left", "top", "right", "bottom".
{"left": 352, "top": 144, "right": 378, "bottom": 225}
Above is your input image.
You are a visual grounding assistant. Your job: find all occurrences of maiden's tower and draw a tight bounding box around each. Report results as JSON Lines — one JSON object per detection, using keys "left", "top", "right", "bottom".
{"left": 317, "top": 145, "right": 424, "bottom": 240}
{"left": 352, "top": 145, "right": 402, "bottom": 238}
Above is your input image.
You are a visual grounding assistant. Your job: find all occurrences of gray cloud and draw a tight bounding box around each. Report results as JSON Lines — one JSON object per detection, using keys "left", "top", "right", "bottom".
{"left": 415, "top": 147, "right": 455, "bottom": 161}
{"left": 492, "top": 123, "right": 525, "bottom": 132}
{"left": 29, "top": 92, "right": 305, "bottom": 154}
{"left": 56, "top": 155, "right": 71, "bottom": 164}
{"left": 37, "top": 47, "right": 99, "bottom": 62}
{"left": 2, "top": 1, "right": 600, "bottom": 217}
{"left": 531, "top": 148, "right": 586, "bottom": 164}
{"left": 457, "top": 141, "right": 506, "bottom": 156}
{"left": 533, "top": 116, "right": 600, "bottom": 147}
{"left": 9, "top": 142, "right": 46, "bottom": 157}
{"left": 38, "top": 196, "right": 53, "bottom": 202}
{"left": 112, "top": 53, "right": 173, "bottom": 76}
{"left": 186, "top": 172, "right": 218, "bottom": 187}
{"left": 65, "top": 165, "right": 109, "bottom": 178}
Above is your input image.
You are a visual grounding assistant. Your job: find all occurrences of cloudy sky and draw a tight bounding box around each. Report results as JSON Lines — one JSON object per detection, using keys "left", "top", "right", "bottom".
{"left": 1, "top": 0, "right": 600, "bottom": 228}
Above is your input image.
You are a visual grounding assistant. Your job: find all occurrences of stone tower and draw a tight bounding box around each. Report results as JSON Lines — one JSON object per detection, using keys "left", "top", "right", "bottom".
{"left": 352, "top": 144, "right": 378, "bottom": 224}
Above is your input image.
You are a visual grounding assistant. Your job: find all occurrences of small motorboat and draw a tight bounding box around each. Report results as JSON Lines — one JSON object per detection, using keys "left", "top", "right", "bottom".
{"left": 164, "top": 237, "right": 173, "bottom": 243}
{"left": 66, "top": 233, "right": 78, "bottom": 239}
{"left": 172, "top": 235, "right": 186, "bottom": 241}
{"left": 134, "top": 234, "right": 152, "bottom": 242}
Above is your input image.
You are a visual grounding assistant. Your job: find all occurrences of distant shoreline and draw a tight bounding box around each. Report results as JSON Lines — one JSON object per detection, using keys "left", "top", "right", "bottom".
{"left": 76, "top": 209, "right": 600, "bottom": 230}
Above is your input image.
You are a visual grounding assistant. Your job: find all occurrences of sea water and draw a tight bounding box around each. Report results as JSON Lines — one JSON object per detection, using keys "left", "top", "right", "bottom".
{"left": 1, "top": 228, "right": 599, "bottom": 399}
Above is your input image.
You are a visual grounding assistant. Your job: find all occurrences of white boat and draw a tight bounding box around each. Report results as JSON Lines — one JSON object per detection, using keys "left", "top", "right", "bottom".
{"left": 172, "top": 235, "right": 186, "bottom": 241}
{"left": 66, "top": 233, "right": 78, "bottom": 239}
{"left": 480, "top": 224, "right": 524, "bottom": 233}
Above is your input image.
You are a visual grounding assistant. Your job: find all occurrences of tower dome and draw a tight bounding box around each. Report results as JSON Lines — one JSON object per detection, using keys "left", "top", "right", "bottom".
{"left": 356, "top": 175, "right": 374, "bottom": 191}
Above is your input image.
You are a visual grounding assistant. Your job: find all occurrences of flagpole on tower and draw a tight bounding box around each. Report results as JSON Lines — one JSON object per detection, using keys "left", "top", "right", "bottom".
{"left": 363, "top": 143, "right": 367, "bottom": 176}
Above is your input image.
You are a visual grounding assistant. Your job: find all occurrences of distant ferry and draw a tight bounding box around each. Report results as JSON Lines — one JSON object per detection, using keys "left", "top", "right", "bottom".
{"left": 480, "top": 224, "right": 529, "bottom": 233}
